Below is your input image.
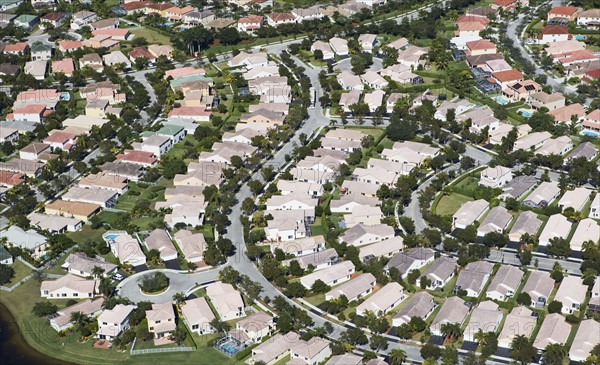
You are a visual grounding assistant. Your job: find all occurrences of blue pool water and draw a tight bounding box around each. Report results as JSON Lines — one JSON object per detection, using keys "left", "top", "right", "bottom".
{"left": 581, "top": 129, "right": 599, "bottom": 138}
{"left": 104, "top": 234, "right": 118, "bottom": 241}
{"left": 221, "top": 344, "right": 237, "bottom": 354}
{"left": 575, "top": 35, "right": 585, "bottom": 41}
{"left": 495, "top": 96, "right": 509, "bottom": 105}
{"left": 519, "top": 110, "right": 533, "bottom": 117}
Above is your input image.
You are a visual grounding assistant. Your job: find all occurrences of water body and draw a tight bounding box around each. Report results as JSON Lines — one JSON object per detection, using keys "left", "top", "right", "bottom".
{"left": 0, "top": 302, "right": 73, "bottom": 365}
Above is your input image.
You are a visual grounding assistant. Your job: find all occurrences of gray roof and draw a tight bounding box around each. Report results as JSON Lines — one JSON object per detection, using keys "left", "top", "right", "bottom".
{"left": 393, "top": 291, "right": 435, "bottom": 323}
{"left": 567, "top": 141, "right": 597, "bottom": 161}
{"left": 385, "top": 247, "right": 435, "bottom": 274}
{"left": 282, "top": 248, "right": 339, "bottom": 269}
{"left": 0, "top": 226, "right": 46, "bottom": 250}
{"left": 501, "top": 175, "right": 537, "bottom": 199}
{"left": 325, "top": 273, "right": 375, "bottom": 301}
{"left": 509, "top": 211, "right": 542, "bottom": 241}
{"left": 486, "top": 265, "right": 524, "bottom": 296}
{"left": 0, "top": 245, "right": 12, "bottom": 261}
{"left": 424, "top": 256, "right": 458, "bottom": 282}
{"left": 456, "top": 261, "right": 494, "bottom": 294}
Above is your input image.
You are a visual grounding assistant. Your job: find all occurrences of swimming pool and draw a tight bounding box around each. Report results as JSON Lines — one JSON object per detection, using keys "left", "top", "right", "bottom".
{"left": 215, "top": 337, "right": 243, "bottom": 357}
{"left": 495, "top": 96, "right": 509, "bottom": 105}
{"left": 518, "top": 109, "right": 533, "bottom": 118}
{"left": 581, "top": 129, "right": 599, "bottom": 138}
{"left": 104, "top": 234, "right": 118, "bottom": 241}
{"left": 575, "top": 35, "right": 585, "bottom": 41}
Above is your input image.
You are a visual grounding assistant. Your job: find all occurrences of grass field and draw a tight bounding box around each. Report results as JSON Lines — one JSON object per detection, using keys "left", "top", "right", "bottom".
{"left": 6, "top": 260, "right": 33, "bottom": 286}
{"left": 435, "top": 193, "right": 473, "bottom": 216}
{"left": 130, "top": 27, "right": 173, "bottom": 46}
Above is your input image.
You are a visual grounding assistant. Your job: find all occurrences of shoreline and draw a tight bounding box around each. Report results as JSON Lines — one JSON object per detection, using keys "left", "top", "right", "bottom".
{"left": 0, "top": 302, "right": 74, "bottom": 365}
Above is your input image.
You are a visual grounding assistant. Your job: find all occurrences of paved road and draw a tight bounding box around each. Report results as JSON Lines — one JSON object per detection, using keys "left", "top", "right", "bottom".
{"left": 116, "top": 268, "right": 219, "bottom": 303}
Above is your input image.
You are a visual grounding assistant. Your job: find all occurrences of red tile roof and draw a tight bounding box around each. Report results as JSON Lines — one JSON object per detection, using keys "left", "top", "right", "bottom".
{"left": 466, "top": 39, "right": 497, "bottom": 50}
{"left": 541, "top": 25, "right": 570, "bottom": 35}
{"left": 0, "top": 171, "right": 25, "bottom": 187}
{"left": 493, "top": 0, "right": 516, "bottom": 7}
{"left": 492, "top": 69, "right": 523, "bottom": 82}
{"left": 129, "top": 47, "right": 155, "bottom": 60}
{"left": 548, "top": 6, "right": 579, "bottom": 16}
{"left": 116, "top": 150, "right": 158, "bottom": 165}
{"left": 14, "top": 104, "right": 46, "bottom": 114}
{"left": 4, "top": 42, "right": 28, "bottom": 53}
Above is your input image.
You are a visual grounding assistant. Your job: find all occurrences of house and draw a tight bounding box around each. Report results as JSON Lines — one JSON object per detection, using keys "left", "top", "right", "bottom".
{"left": 265, "top": 12, "right": 295, "bottom": 27}
{"left": 344, "top": 205, "right": 383, "bottom": 228}
{"left": 14, "top": 14, "right": 38, "bottom": 29}
{"left": 539, "top": 25, "right": 571, "bottom": 44}
{"left": 230, "top": 312, "right": 274, "bottom": 344}
{"left": 282, "top": 248, "right": 339, "bottom": 271}
{"left": 430, "top": 296, "right": 470, "bottom": 336}
{"left": 361, "top": 71, "right": 389, "bottom": 90}
{"left": 498, "top": 307, "right": 536, "bottom": 348}
{"left": 456, "top": 261, "right": 494, "bottom": 297}
{"left": 554, "top": 276, "right": 587, "bottom": 314}
{"left": 29, "top": 212, "right": 82, "bottom": 234}
{"left": 300, "top": 261, "right": 355, "bottom": 289}
{"left": 341, "top": 180, "right": 379, "bottom": 197}
{"left": 0, "top": 158, "right": 44, "bottom": 177}
{"left": 0, "top": 127, "right": 18, "bottom": 144}
{"left": 102, "top": 51, "right": 132, "bottom": 68}
{"left": 465, "top": 39, "right": 497, "bottom": 56}
{"left": 479, "top": 166, "right": 513, "bottom": 188}
{"left": 452, "top": 199, "right": 489, "bottom": 229}
{"left": 173, "top": 230, "right": 206, "bottom": 263}
{"left": 329, "top": 37, "right": 349, "bottom": 57}
{"left": 277, "top": 180, "right": 323, "bottom": 197}
{"left": 558, "top": 187, "right": 591, "bottom": 212}
{"left": 363, "top": 90, "right": 385, "bottom": 113}
{"left": 492, "top": 69, "right": 524, "bottom": 88}
{"left": 50, "top": 298, "right": 104, "bottom": 332}
{"left": 355, "top": 282, "right": 406, "bottom": 316}
{"left": 570, "top": 218, "right": 599, "bottom": 252}
{"left": 330, "top": 194, "right": 378, "bottom": 213}
{"left": 96, "top": 304, "right": 136, "bottom": 340}
{"left": 423, "top": 257, "right": 458, "bottom": 290}
{"left": 325, "top": 354, "right": 363, "bottom": 365}
{"left": 107, "top": 233, "right": 146, "bottom": 267}
{"left": 180, "top": 297, "right": 214, "bottom": 334}
{"left": 205, "top": 282, "right": 245, "bottom": 321}
{"left": 359, "top": 34, "right": 377, "bottom": 53}
{"left": 228, "top": 51, "right": 269, "bottom": 69}
{"left": 237, "top": 15, "right": 263, "bottom": 33}
{"left": 0, "top": 226, "right": 48, "bottom": 259}
{"left": 486, "top": 265, "right": 524, "bottom": 301}
{"left": 41, "top": 274, "right": 99, "bottom": 299}
{"left": 358, "top": 236, "right": 404, "bottom": 263}
{"left": 549, "top": 103, "right": 586, "bottom": 124}
{"left": 0, "top": 245, "right": 12, "bottom": 265}
{"left": 51, "top": 58, "right": 74, "bottom": 77}
{"left": 249, "top": 333, "right": 295, "bottom": 364}
{"left": 338, "top": 71, "right": 364, "bottom": 91}
{"left": 392, "top": 291, "right": 436, "bottom": 326}
{"left": 500, "top": 175, "right": 538, "bottom": 200}
{"left": 70, "top": 10, "right": 98, "bottom": 30}
{"left": 45, "top": 200, "right": 100, "bottom": 221}
{"left": 577, "top": 8, "right": 600, "bottom": 27}
{"left": 24, "top": 60, "right": 47, "bottom": 80}
{"left": 533, "top": 313, "right": 571, "bottom": 350}
{"left": 508, "top": 211, "right": 542, "bottom": 242}
{"left": 538, "top": 214, "right": 572, "bottom": 246}
{"left": 339, "top": 223, "right": 394, "bottom": 247}
{"left": 464, "top": 301, "right": 503, "bottom": 342}
{"left": 3, "top": 42, "right": 28, "bottom": 55}
{"left": 523, "top": 270, "right": 555, "bottom": 308}
{"left": 477, "top": 206, "right": 513, "bottom": 236}
{"left": 326, "top": 273, "right": 376, "bottom": 302}
{"left": 146, "top": 302, "right": 176, "bottom": 339}
{"left": 384, "top": 247, "right": 435, "bottom": 277}
{"left": 266, "top": 192, "right": 318, "bottom": 211}
{"left": 527, "top": 91, "right": 566, "bottom": 110}
{"left": 547, "top": 6, "right": 579, "bottom": 21}
{"left": 582, "top": 109, "right": 600, "bottom": 132}
{"left": 569, "top": 319, "right": 600, "bottom": 362}
{"left": 62, "top": 252, "right": 117, "bottom": 278}
{"left": 503, "top": 80, "right": 542, "bottom": 102}
{"left": 523, "top": 181, "right": 561, "bottom": 208}
{"left": 270, "top": 236, "right": 325, "bottom": 257}
{"left": 19, "top": 142, "right": 49, "bottom": 161}
{"left": 144, "top": 229, "right": 178, "bottom": 261}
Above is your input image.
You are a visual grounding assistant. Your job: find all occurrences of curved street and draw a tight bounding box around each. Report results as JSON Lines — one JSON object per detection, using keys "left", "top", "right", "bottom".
{"left": 116, "top": 268, "right": 219, "bottom": 303}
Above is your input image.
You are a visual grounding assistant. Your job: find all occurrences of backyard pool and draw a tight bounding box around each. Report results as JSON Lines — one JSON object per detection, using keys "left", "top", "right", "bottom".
{"left": 495, "top": 96, "right": 509, "bottom": 105}
{"left": 575, "top": 35, "right": 586, "bottom": 41}
{"left": 518, "top": 109, "right": 533, "bottom": 118}
{"left": 102, "top": 231, "right": 125, "bottom": 243}
{"left": 581, "top": 129, "right": 600, "bottom": 138}
{"left": 215, "top": 337, "right": 244, "bottom": 357}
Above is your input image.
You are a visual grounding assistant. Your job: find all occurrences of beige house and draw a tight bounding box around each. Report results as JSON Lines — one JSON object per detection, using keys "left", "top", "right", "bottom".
{"left": 41, "top": 274, "right": 99, "bottom": 299}
{"left": 533, "top": 313, "right": 571, "bottom": 350}
{"left": 486, "top": 265, "right": 524, "bottom": 301}
{"left": 452, "top": 199, "right": 489, "bottom": 229}
{"left": 300, "top": 261, "right": 355, "bottom": 289}
{"left": 522, "top": 270, "right": 555, "bottom": 308}
{"left": 44, "top": 200, "right": 101, "bottom": 221}
{"left": 339, "top": 223, "right": 394, "bottom": 247}
{"left": 430, "top": 296, "right": 470, "bottom": 336}
{"left": 508, "top": 211, "right": 543, "bottom": 242}
{"left": 146, "top": 302, "right": 176, "bottom": 339}
{"left": 355, "top": 282, "right": 406, "bottom": 316}
{"left": 538, "top": 214, "right": 572, "bottom": 246}
{"left": 477, "top": 206, "right": 513, "bottom": 237}
{"left": 392, "top": 291, "right": 436, "bottom": 326}
{"left": 464, "top": 301, "right": 503, "bottom": 342}
{"left": 325, "top": 273, "right": 376, "bottom": 302}
{"left": 498, "top": 307, "right": 536, "bottom": 348}
{"left": 554, "top": 276, "right": 587, "bottom": 314}
{"left": 558, "top": 187, "right": 591, "bottom": 212}
{"left": 569, "top": 319, "right": 600, "bottom": 362}
{"left": 205, "top": 282, "right": 245, "bottom": 321}
{"left": 229, "top": 312, "right": 274, "bottom": 344}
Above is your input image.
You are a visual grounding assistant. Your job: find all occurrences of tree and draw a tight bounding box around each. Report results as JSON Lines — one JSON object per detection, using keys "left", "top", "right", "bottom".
{"left": 311, "top": 279, "right": 330, "bottom": 294}
{"left": 285, "top": 282, "right": 307, "bottom": 298}
{"left": 169, "top": 324, "right": 188, "bottom": 346}
{"left": 440, "top": 322, "right": 462, "bottom": 342}
{"left": 369, "top": 334, "right": 388, "bottom": 351}
{"left": 550, "top": 262, "right": 564, "bottom": 282}
{"left": 511, "top": 335, "right": 536, "bottom": 365}
{"left": 548, "top": 300, "right": 563, "bottom": 314}
{"left": 389, "top": 348, "right": 407, "bottom": 365}
{"left": 542, "top": 343, "right": 567, "bottom": 365}
{"left": 91, "top": 265, "right": 105, "bottom": 278}
{"left": 340, "top": 328, "right": 368, "bottom": 345}
{"left": 349, "top": 102, "right": 369, "bottom": 123}
{"left": 0, "top": 264, "right": 15, "bottom": 285}
{"left": 441, "top": 345, "right": 458, "bottom": 365}
{"left": 173, "top": 292, "right": 186, "bottom": 304}
{"left": 483, "top": 232, "right": 509, "bottom": 248}
{"left": 138, "top": 272, "right": 169, "bottom": 293}
{"left": 420, "top": 343, "right": 441, "bottom": 360}
{"left": 209, "top": 318, "right": 231, "bottom": 333}
{"left": 516, "top": 292, "right": 531, "bottom": 306}
{"left": 547, "top": 237, "right": 571, "bottom": 258}
{"left": 32, "top": 302, "right": 58, "bottom": 317}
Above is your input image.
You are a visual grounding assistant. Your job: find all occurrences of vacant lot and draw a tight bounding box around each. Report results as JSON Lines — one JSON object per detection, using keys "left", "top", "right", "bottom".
{"left": 435, "top": 193, "right": 473, "bottom": 216}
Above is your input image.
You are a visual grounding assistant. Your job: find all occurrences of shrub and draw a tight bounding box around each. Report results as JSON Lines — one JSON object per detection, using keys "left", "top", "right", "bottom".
{"left": 138, "top": 272, "right": 170, "bottom": 293}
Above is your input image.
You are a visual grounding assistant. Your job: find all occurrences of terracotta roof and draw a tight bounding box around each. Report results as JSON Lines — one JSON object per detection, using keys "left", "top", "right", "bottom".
{"left": 494, "top": 0, "right": 516, "bottom": 7}
{"left": 59, "top": 40, "right": 83, "bottom": 50}
{"left": 541, "top": 25, "right": 570, "bottom": 35}
{"left": 0, "top": 171, "right": 24, "bottom": 186}
{"left": 466, "top": 39, "right": 497, "bottom": 50}
{"left": 267, "top": 12, "right": 295, "bottom": 22}
{"left": 492, "top": 69, "right": 523, "bottom": 82}
{"left": 238, "top": 15, "right": 263, "bottom": 23}
{"left": 548, "top": 6, "right": 579, "bottom": 16}
{"left": 4, "top": 42, "right": 28, "bottom": 53}
{"left": 129, "top": 47, "right": 155, "bottom": 60}
{"left": 14, "top": 104, "right": 46, "bottom": 114}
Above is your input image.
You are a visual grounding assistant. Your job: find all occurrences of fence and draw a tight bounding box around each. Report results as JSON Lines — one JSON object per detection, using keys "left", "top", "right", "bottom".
{"left": 129, "top": 337, "right": 196, "bottom": 355}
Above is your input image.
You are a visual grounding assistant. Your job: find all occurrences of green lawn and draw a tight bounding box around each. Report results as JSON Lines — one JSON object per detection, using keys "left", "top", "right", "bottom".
{"left": 6, "top": 260, "right": 33, "bottom": 286}
{"left": 435, "top": 193, "right": 473, "bottom": 216}
{"left": 130, "top": 27, "right": 173, "bottom": 46}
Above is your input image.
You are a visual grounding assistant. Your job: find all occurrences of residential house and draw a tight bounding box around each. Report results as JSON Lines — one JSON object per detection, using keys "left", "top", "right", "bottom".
{"left": 486, "top": 265, "right": 524, "bottom": 301}
{"left": 329, "top": 37, "right": 349, "bottom": 57}
{"left": 384, "top": 247, "right": 435, "bottom": 278}
{"left": 265, "top": 12, "right": 295, "bottom": 27}
{"left": 270, "top": 236, "right": 325, "bottom": 257}
{"left": 479, "top": 166, "right": 513, "bottom": 188}
{"left": 577, "top": 8, "right": 600, "bottom": 26}
{"left": 50, "top": 298, "right": 104, "bottom": 332}
{"left": 205, "top": 282, "right": 245, "bottom": 321}
{"left": 0, "top": 225, "right": 48, "bottom": 259}
{"left": 181, "top": 297, "right": 214, "bottom": 334}
{"left": 554, "top": 276, "right": 587, "bottom": 314}
{"left": 338, "top": 71, "right": 364, "bottom": 91}
{"left": 355, "top": 282, "right": 406, "bottom": 316}
{"left": 300, "top": 261, "right": 355, "bottom": 289}
{"left": 533, "top": 313, "right": 571, "bottom": 350}
{"left": 358, "top": 236, "right": 404, "bottom": 263}
{"left": 538, "top": 214, "right": 572, "bottom": 246}
{"left": 582, "top": 109, "right": 600, "bottom": 132}
{"left": 107, "top": 233, "right": 146, "bottom": 267}
{"left": 230, "top": 312, "right": 274, "bottom": 344}
{"left": 508, "top": 211, "right": 543, "bottom": 242}
{"left": 24, "top": 60, "right": 47, "bottom": 80}
{"left": 423, "top": 257, "right": 458, "bottom": 290}
{"left": 237, "top": 15, "right": 263, "bottom": 33}
{"left": 514, "top": 131, "right": 552, "bottom": 151}
{"left": 498, "top": 307, "right": 536, "bottom": 348}
{"left": 41, "top": 274, "right": 99, "bottom": 299}
{"left": 339, "top": 223, "right": 394, "bottom": 247}
{"left": 14, "top": 14, "right": 38, "bottom": 29}
{"left": 523, "top": 270, "right": 555, "bottom": 308}
{"left": 277, "top": 180, "right": 323, "bottom": 197}
{"left": 558, "top": 187, "right": 591, "bottom": 212}
{"left": 466, "top": 39, "right": 497, "bottom": 56}
{"left": 539, "top": 25, "right": 571, "bottom": 44}
{"left": 570, "top": 218, "right": 599, "bottom": 252}
{"left": 45, "top": 200, "right": 100, "bottom": 222}
{"left": 527, "top": 91, "right": 566, "bottom": 110}
{"left": 430, "top": 297, "right": 471, "bottom": 336}
{"left": 96, "top": 304, "right": 136, "bottom": 341}
{"left": 144, "top": 229, "right": 178, "bottom": 261}
{"left": 589, "top": 194, "right": 600, "bottom": 219}
{"left": 569, "top": 319, "right": 600, "bottom": 362}
{"left": 358, "top": 34, "right": 377, "bottom": 53}
{"left": 173, "top": 230, "right": 206, "bottom": 263}
{"left": 547, "top": 6, "right": 579, "bottom": 21}
{"left": 249, "top": 333, "right": 295, "bottom": 364}
{"left": 62, "top": 252, "right": 117, "bottom": 278}
{"left": 325, "top": 354, "right": 363, "bottom": 365}
{"left": 452, "top": 199, "right": 489, "bottom": 229}
{"left": 146, "top": 302, "right": 176, "bottom": 339}
{"left": 392, "top": 291, "right": 436, "bottom": 326}
{"left": 282, "top": 248, "right": 340, "bottom": 271}
{"left": 28, "top": 213, "right": 82, "bottom": 234}
{"left": 325, "top": 273, "right": 376, "bottom": 302}
{"left": 523, "top": 181, "right": 561, "bottom": 208}
{"left": 477, "top": 206, "right": 513, "bottom": 236}
{"left": 549, "top": 103, "right": 586, "bottom": 124}
{"left": 464, "top": 301, "right": 503, "bottom": 342}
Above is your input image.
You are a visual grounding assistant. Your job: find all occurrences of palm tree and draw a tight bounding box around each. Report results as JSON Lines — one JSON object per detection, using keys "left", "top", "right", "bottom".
{"left": 388, "top": 348, "right": 407, "bottom": 365}
{"left": 473, "top": 329, "right": 487, "bottom": 346}
{"left": 91, "top": 265, "right": 105, "bottom": 278}
{"left": 542, "top": 343, "right": 567, "bottom": 365}
{"left": 173, "top": 292, "right": 186, "bottom": 305}
{"left": 440, "top": 322, "right": 462, "bottom": 342}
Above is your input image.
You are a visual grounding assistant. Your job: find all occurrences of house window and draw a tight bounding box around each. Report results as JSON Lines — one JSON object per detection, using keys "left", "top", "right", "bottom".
{"left": 62, "top": 293, "right": 67, "bottom": 297}
{"left": 192, "top": 324, "right": 199, "bottom": 330}
{"left": 43, "top": 290, "right": 48, "bottom": 295}
{"left": 73, "top": 293, "right": 78, "bottom": 297}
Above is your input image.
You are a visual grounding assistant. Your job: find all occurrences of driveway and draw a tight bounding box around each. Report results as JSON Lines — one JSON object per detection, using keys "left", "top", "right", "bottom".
{"left": 116, "top": 268, "right": 219, "bottom": 303}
